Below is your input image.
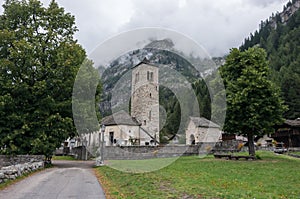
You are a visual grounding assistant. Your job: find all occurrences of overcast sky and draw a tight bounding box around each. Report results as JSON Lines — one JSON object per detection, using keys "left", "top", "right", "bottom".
{"left": 0, "top": 0, "right": 290, "bottom": 57}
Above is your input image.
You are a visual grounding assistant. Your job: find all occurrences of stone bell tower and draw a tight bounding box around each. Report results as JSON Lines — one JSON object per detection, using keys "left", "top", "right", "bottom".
{"left": 131, "top": 58, "right": 159, "bottom": 143}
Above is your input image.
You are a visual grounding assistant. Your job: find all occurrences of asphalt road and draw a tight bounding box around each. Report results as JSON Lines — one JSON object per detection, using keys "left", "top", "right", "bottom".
{"left": 0, "top": 160, "right": 106, "bottom": 199}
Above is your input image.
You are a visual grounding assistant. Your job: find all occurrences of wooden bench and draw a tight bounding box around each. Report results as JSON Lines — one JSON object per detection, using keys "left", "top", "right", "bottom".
{"left": 229, "top": 155, "right": 256, "bottom": 160}
{"left": 214, "top": 154, "right": 256, "bottom": 160}
{"left": 214, "top": 154, "right": 232, "bottom": 159}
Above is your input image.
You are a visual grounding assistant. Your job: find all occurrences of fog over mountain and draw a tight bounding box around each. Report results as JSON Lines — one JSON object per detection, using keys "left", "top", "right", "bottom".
{"left": 0, "top": 0, "right": 289, "bottom": 58}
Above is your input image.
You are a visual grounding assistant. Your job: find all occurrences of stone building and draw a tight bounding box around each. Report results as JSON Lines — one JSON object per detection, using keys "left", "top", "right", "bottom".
{"left": 82, "top": 58, "right": 222, "bottom": 148}
{"left": 131, "top": 58, "right": 160, "bottom": 143}
{"left": 185, "top": 117, "right": 222, "bottom": 145}
{"left": 99, "top": 110, "right": 156, "bottom": 146}
{"left": 80, "top": 59, "right": 160, "bottom": 149}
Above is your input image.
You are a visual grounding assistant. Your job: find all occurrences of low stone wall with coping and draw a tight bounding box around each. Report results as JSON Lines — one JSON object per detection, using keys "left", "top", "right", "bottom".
{"left": 102, "top": 143, "right": 217, "bottom": 160}
{"left": 0, "top": 155, "right": 44, "bottom": 184}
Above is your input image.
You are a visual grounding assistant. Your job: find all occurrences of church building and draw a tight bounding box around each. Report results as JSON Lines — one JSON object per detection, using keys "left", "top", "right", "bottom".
{"left": 81, "top": 58, "right": 220, "bottom": 148}
{"left": 82, "top": 58, "right": 160, "bottom": 147}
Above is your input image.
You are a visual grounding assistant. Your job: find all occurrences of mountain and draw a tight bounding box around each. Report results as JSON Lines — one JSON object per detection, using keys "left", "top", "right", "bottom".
{"left": 99, "top": 38, "right": 222, "bottom": 116}
{"left": 144, "top": 38, "right": 174, "bottom": 50}
{"left": 98, "top": 39, "right": 219, "bottom": 143}
{"left": 240, "top": 0, "right": 300, "bottom": 119}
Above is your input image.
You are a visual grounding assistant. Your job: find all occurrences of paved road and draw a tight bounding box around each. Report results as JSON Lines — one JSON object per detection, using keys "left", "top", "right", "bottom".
{"left": 0, "top": 160, "right": 106, "bottom": 199}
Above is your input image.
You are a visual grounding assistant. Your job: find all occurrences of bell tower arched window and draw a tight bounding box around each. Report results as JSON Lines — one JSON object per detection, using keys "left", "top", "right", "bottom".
{"left": 147, "top": 71, "right": 153, "bottom": 81}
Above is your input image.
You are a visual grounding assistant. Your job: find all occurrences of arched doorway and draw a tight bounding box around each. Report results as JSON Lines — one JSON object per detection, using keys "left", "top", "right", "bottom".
{"left": 190, "top": 134, "right": 195, "bottom": 145}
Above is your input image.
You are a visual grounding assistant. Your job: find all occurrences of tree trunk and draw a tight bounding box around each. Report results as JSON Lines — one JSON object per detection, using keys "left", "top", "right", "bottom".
{"left": 247, "top": 132, "right": 255, "bottom": 156}
{"left": 44, "top": 155, "right": 52, "bottom": 167}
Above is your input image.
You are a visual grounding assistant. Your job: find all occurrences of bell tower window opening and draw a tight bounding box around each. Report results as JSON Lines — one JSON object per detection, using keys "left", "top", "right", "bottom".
{"left": 135, "top": 72, "right": 139, "bottom": 83}
{"left": 147, "top": 71, "right": 153, "bottom": 81}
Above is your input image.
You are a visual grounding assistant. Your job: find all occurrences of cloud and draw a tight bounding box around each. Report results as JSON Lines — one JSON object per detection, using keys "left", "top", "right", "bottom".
{"left": 40, "top": 0, "right": 135, "bottom": 53}
{"left": 0, "top": 0, "right": 290, "bottom": 57}
{"left": 246, "top": 0, "right": 287, "bottom": 8}
{"left": 119, "top": 0, "right": 289, "bottom": 56}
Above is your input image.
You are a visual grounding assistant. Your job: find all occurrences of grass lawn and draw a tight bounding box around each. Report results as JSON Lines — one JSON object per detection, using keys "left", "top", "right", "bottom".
{"left": 289, "top": 151, "right": 300, "bottom": 156}
{"left": 94, "top": 151, "right": 300, "bottom": 199}
{"left": 52, "top": 155, "right": 77, "bottom": 161}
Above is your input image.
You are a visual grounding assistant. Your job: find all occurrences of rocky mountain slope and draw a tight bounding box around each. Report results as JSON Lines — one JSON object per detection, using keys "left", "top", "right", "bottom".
{"left": 99, "top": 39, "right": 223, "bottom": 117}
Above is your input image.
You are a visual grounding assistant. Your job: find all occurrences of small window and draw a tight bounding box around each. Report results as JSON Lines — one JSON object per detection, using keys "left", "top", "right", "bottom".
{"left": 144, "top": 120, "right": 147, "bottom": 125}
{"left": 149, "top": 111, "right": 151, "bottom": 121}
{"left": 150, "top": 93, "right": 152, "bottom": 98}
{"left": 135, "top": 72, "right": 139, "bottom": 83}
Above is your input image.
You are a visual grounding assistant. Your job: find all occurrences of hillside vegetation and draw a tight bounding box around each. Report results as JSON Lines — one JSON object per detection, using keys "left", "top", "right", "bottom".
{"left": 241, "top": 0, "right": 300, "bottom": 119}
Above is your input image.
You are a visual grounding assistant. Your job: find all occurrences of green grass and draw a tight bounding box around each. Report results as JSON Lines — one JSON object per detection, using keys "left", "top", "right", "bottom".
{"left": 106, "top": 157, "right": 178, "bottom": 173}
{"left": 289, "top": 151, "right": 300, "bottom": 155}
{"left": 52, "top": 155, "right": 77, "bottom": 161}
{"left": 94, "top": 151, "right": 300, "bottom": 199}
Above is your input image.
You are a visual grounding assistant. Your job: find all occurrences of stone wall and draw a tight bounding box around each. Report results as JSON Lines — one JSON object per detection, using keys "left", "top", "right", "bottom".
{"left": 0, "top": 155, "right": 44, "bottom": 184}
{"left": 0, "top": 155, "right": 44, "bottom": 167}
{"left": 101, "top": 143, "right": 217, "bottom": 160}
{"left": 72, "top": 146, "right": 94, "bottom": 160}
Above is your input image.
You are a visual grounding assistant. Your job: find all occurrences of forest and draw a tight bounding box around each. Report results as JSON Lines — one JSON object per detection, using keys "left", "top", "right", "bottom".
{"left": 240, "top": 0, "right": 300, "bottom": 119}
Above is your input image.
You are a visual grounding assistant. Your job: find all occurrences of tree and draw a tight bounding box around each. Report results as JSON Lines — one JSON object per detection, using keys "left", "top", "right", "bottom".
{"left": 239, "top": 0, "right": 300, "bottom": 120}
{"left": 280, "top": 65, "right": 300, "bottom": 119}
{"left": 192, "top": 79, "right": 211, "bottom": 119}
{"left": 220, "top": 47, "right": 286, "bottom": 156}
{"left": 0, "top": 0, "right": 100, "bottom": 160}
{"left": 72, "top": 59, "right": 102, "bottom": 135}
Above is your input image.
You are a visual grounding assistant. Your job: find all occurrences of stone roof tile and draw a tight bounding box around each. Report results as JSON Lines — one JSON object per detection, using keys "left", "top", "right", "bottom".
{"left": 101, "top": 110, "right": 140, "bottom": 126}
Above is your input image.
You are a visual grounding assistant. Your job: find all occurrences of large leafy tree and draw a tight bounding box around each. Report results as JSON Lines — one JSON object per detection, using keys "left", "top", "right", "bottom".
{"left": 220, "top": 47, "right": 286, "bottom": 156}
{"left": 0, "top": 0, "right": 98, "bottom": 159}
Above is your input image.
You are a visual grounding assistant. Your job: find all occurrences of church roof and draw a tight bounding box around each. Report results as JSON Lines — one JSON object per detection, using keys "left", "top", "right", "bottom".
{"left": 189, "top": 117, "right": 220, "bottom": 128}
{"left": 131, "top": 57, "right": 159, "bottom": 69}
{"left": 101, "top": 110, "right": 141, "bottom": 126}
